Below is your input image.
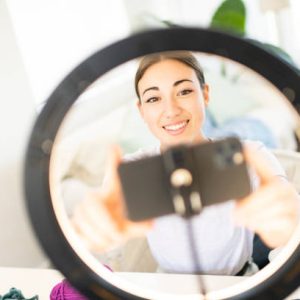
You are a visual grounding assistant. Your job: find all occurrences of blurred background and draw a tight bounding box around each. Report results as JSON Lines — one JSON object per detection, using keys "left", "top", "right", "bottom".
{"left": 1, "top": 0, "right": 300, "bottom": 269}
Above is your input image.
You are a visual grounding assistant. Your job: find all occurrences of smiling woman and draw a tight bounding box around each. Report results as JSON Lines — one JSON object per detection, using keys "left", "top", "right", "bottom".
{"left": 135, "top": 52, "right": 209, "bottom": 150}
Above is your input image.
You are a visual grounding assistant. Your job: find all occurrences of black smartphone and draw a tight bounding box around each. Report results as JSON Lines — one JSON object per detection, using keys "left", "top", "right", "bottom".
{"left": 118, "top": 137, "right": 251, "bottom": 221}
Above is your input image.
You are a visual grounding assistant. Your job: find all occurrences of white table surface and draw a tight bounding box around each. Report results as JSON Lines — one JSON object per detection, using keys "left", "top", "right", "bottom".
{"left": 117, "top": 272, "right": 246, "bottom": 294}
{"left": 116, "top": 273, "right": 300, "bottom": 298}
{"left": 0, "top": 267, "right": 63, "bottom": 299}
{"left": 1, "top": 267, "right": 300, "bottom": 299}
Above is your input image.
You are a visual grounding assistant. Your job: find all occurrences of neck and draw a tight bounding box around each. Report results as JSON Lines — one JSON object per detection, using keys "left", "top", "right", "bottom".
{"left": 159, "top": 134, "right": 209, "bottom": 152}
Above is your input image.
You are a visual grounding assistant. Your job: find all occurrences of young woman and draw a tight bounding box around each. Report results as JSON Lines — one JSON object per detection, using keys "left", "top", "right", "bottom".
{"left": 72, "top": 51, "right": 300, "bottom": 276}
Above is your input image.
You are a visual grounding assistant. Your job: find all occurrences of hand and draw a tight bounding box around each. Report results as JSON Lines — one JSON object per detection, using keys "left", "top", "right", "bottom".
{"left": 233, "top": 144, "right": 300, "bottom": 248}
{"left": 72, "top": 145, "right": 152, "bottom": 253}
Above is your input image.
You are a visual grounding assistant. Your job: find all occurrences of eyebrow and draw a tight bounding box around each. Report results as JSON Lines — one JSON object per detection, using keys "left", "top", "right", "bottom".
{"left": 142, "top": 79, "right": 193, "bottom": 96}
{"left": 174, "top": 79, "right": 193, "bottom": 86}
{"left": 142, "top": 86, "right": 159, "bottom": 96}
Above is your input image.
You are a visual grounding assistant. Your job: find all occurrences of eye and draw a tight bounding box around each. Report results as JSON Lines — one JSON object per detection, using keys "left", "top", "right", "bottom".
{"left": 178, "top": 89, "right": 193, "bottom": 96}
{"left": 145, "top": 96, "right": 160, "bottom": 103}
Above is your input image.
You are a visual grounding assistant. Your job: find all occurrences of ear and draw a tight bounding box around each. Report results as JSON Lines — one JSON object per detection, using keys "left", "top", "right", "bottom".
{"left": 202, "top": 84, "right": 210, "bottom": 106}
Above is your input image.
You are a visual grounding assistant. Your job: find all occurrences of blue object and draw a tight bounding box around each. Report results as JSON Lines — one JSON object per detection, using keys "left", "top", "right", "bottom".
{"left": 203, "top": 109, "right": 277, "bottom": 149}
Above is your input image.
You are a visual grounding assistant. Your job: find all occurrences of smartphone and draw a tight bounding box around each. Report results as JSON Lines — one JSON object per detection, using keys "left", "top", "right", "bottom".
{"left": 118, "top": 137, "right": 251, "bottom": 221}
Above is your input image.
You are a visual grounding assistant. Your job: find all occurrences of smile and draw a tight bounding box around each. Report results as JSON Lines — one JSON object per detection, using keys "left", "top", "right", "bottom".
{"left": 162, "top": 120, "right": 189, "bottom": 135}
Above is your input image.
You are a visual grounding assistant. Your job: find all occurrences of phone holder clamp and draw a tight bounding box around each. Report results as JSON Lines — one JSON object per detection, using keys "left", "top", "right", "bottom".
{"left": 163, "top": 146, "right": 202, "bottom": 218}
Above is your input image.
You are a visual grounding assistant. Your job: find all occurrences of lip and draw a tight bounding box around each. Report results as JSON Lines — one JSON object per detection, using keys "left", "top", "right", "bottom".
{"left": 162, "top": 120, "right": 189, "bottom": 136}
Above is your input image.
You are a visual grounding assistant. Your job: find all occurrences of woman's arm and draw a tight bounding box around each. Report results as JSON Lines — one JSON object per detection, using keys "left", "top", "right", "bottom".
{"left": 233, "top": 144, "right": 300, "bottom": 248}
{"left": 71, "top": 145, "right": 152, "bottom": 253}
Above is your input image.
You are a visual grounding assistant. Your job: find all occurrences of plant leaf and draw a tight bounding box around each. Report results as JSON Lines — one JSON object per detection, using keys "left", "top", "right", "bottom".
{"left": 210, "top": 0, "right": 246, "bottom": 36}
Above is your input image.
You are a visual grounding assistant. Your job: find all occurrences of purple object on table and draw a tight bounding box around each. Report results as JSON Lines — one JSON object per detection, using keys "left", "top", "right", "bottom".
{"left": 50, "top": 280, "right": 87, "bottom": 300}
{"left": 50, "top": 265, "right": 112, "bottom": 299}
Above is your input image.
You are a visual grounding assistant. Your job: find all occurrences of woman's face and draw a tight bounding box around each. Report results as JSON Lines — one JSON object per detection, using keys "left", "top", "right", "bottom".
{"left": 137, "top": 59, "right": 209, "bottom": 149}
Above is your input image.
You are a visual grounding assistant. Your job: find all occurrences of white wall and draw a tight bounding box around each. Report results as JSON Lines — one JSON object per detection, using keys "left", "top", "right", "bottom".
{"left": 6, "top": 0, "right": 131, "bottom": 109}
{"left": 5, "top": 0, "right": 300, "bottom": 112}
{"left": 0, "top": 0, "right": 47, "bottom": 267}
{"left": 0, "top": 0, "right": 131, "bottom": 268}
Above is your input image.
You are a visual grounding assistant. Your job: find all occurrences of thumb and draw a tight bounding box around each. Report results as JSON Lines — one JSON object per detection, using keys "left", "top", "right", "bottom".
{"left": 101, "top": 144, "right": 122, "bottom": 197}
{"left": 106, "top": 144, "right": 122, "bottom": 174}
{"left": 243, "top": 144, "right": 276, "bottom": 185}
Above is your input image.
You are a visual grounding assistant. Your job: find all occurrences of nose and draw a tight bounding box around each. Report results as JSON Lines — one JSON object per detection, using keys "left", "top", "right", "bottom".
{"left": 163, "top": 97, "right": 181, "bottom": 118}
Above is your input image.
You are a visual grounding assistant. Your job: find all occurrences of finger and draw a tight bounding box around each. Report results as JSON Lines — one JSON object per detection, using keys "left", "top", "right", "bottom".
{"left": 105, "top": 194, "right": 153, "bottom": 233}
{"left": 106, "top": 144, "right": 122, "bottom": 175}
{"left": 72, "top": 211, "right": 109, "bottom": 252}
{"left": 72, "top": 202, "right": 125, "bottom": 252}
{"left": 233, "top": 200, "right": 298, "bottom": 249}
{"left": 73, "top": 202, "right": 152, "bottom": 252}
{"left": 254, "top": 218, "right": 298, "bottom": 248}
{"left": 237, "top": 187, "right": 300, "bottom": 227}
{"left": 102, "top": 144, "right": 122, "bottom": 197}
{"left": 101, "top": 145, "right": 128, "bottom": 221}
{"left": 101, "top": 145, "right": 153, "bottom": 231}
{"left": 234, "top": 178, "right": 284, "bottom": 218}
{"left": 77, "top": 191, "right": 153, "bottom": 239}
{"left": 79, "top": 194, "right": 125, "bottom": 242}
{"left": 235, "top": 201, "right": 294, "bottom": 230}
{"left": 126, "top": 220, "right": 153, "bottom": 236}
{"left": 235, "top": 178, "right": 298, "bottom": 218}
{"left": 243, "top": 144, "right": 278, "bottom": 185}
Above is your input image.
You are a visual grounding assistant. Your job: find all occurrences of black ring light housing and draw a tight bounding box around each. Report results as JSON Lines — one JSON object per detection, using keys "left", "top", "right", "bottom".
{"left": 25, "top": 27, "right": 300, "bottom": 299}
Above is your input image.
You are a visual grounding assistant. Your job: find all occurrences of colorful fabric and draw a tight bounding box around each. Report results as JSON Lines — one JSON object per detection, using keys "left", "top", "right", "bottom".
{"left": 0, "top": 287, "right": 38, "bottom": 300}
{"left": 50, "top": 280, "right": 87, "bottom": 300}
{"left": 50, "top": 265, "right": 112, "bottom": 299}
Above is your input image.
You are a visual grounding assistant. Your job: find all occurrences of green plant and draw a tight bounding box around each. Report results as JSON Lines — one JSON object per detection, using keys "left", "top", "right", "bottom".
{"left": 143, "top": 0, "right": 298, "bottom": 70}
{"left": 210, "top": 0, "right": 246, "bottom": 36}
{"left": 210, "top": 0, "right": 297, "bottom": 68}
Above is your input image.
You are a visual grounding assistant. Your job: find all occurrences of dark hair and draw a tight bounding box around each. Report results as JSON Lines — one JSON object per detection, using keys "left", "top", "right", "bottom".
{"left": 135, "top": 51, "right": 205, "bottom": 99}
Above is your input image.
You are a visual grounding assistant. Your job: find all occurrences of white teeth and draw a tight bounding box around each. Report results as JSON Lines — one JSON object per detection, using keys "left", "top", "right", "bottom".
{"left": 164, "top": 121, "right": 187, "bottom": 131}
